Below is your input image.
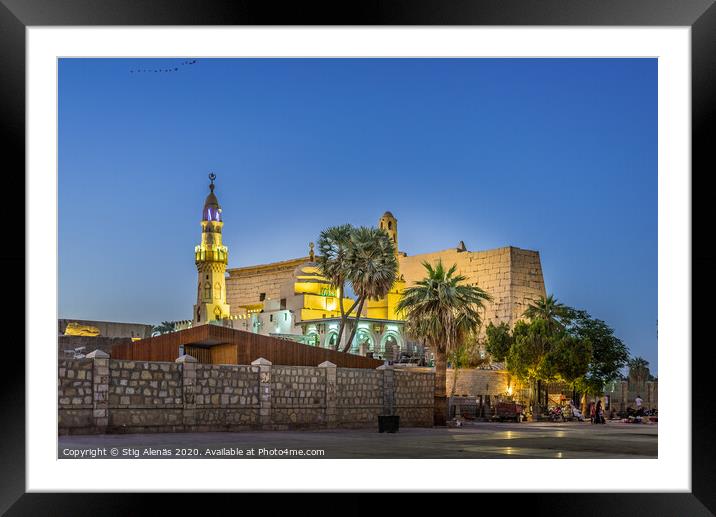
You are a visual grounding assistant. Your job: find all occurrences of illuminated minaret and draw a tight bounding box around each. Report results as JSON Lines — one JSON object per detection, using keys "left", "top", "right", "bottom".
{"left": 193, "top": 173, "right": 230, "bottom": 324}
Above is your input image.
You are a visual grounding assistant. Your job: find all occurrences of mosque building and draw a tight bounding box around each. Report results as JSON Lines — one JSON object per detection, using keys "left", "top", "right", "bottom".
{"left": 190, "top": 174, "right": 547, "bottom": 363}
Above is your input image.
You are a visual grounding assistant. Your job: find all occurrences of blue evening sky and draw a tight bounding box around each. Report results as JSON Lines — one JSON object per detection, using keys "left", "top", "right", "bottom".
{"left": 59, "top": 58, "right": 657, "bottom": 373}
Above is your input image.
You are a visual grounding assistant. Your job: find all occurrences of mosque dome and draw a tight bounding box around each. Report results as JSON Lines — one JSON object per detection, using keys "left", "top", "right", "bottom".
{"left": 202, "top": 173, "right": 222, "bottom": 222}
{"left": 382, "top": 211, "right": 395, "bottom": 219}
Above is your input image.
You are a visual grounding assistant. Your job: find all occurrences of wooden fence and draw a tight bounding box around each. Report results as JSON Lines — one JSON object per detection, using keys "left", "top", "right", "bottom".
{"left": 111, "top": 324, "right": 384, "bottom": 369}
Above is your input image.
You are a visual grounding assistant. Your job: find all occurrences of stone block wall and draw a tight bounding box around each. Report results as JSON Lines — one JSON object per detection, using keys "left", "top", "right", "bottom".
{"left": 271, "top": 366, "right": 327, "bottom": 428}
{"left": 225, "top": 257, "right": 308, "bottom": 312}
{"left": 107, "top": 360, "right": 184, "bottom": 432}
{"left": 607, "top": 379, "right": 658, "bottom": 411}
{"left": 58, "top": 358, "right": 94, "bottom": 432}
{"left": 58, "top": 355, "right": 434, "bottom": 434}
{"left": 193, "top": 364, "right": 261, "bottom": 430}
{"left": 336, "top": 368, "right": 384, "bottom": 428}
{"left": 394, "top": 370, "right": 433, "bottom": 427}
{"left": 446, "top": 368, "right": 514, "bottom": 397}
{"left": 508, "top": 248, "right": 548, "bottom": 325}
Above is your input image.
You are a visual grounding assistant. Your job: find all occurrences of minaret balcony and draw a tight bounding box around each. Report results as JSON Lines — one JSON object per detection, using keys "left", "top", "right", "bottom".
{"left": 195, "top": 245, "right": 229, "bottom": 264}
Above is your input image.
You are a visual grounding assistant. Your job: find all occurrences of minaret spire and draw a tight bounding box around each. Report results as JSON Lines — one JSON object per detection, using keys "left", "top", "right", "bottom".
{"left": 193, "top": 173, "right": 230, "bottom": 325}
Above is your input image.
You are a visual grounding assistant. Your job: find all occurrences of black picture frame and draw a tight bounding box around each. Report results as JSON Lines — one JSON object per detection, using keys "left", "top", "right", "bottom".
{"left": 2, "top": 0, "right": 714, "bottom": 514}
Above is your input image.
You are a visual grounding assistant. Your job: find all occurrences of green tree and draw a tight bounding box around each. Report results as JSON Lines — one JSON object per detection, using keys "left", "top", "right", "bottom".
{"left": 396, "top": 260, "right": 492, "bottom": 425}
{"left": 510, "top": 295, "right": 592, "bottom": 416}
{"left": 544, "top": 334, "right": 592, "bottom": 386}
{"left": 566, "top": 309, "right": 629, "bottom": 393}
{"left": 485, "top": 321, "right": 513, "bottom": 362}
{"left": 316, "top": 224, "right": 358, "bottom": 349}
{"left": 506, "top": 318, "right": 555, "bottom": 414}
{"left": 497, "top": 298, "right": 629, "bottom": 417}
{"left": 341, "top": 226, "right": 399, "bottom": 352}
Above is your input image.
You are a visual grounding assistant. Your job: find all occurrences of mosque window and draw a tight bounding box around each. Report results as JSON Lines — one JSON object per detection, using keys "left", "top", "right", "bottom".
{"left": 270, "top": 315, "right": 273, "bottom": 322}
{"left": 204, "top": 282, "right": 211, "bottom": 299}
{"left": 388, "top": 221, "right": 392, "bottom": 230}
{"left": 259, "top": 293, "right": 266, "bottom": 301}
{"left": 215, "top": 282, "right": 221, "bottom": 299}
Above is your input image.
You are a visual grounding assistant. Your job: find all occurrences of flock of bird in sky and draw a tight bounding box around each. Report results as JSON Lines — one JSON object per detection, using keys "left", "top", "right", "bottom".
{"left": 130, "top": 59, "right": 197, "bottom": 74}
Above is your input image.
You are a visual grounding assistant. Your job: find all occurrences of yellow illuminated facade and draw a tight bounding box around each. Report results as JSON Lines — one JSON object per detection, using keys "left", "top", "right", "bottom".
{"left": 292, "top": 263, "right": 358, "bottom": 321}
{"left": 193, "top": 173, "right": 231, "bottom": 325}
{"left": 367, "top": 211, "right": 407, "bottom": 321}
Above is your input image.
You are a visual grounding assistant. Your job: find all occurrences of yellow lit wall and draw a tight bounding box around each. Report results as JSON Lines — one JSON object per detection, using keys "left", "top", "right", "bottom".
{"left": 366, "top": 278, "right": 406, "bottom": 321}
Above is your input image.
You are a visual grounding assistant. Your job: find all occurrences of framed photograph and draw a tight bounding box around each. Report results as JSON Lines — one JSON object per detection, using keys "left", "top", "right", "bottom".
{"left": 4, "top": 0, "right": 714, "bottom": 513}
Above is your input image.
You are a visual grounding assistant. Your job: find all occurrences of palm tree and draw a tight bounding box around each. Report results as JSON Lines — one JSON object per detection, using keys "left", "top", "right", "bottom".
{"left": 396, "top": 260, "right": 492, "bottom": 425}
{"left": 316, "top": 224, "right": 357, "bottom": 348}
{"left": 628, "top": 356, "right": 650, "bottom": 385}
{"left": 341, "top": 226, "right": 398, "bottom": 352}
{"left": 151, "top": 321, "right": 176, "bottom": 336}
{"left": 523, "top": 294, "right": 570, "bottom": 333}
{"left": 522, "top": 294, "right": 571, "bottom": 415}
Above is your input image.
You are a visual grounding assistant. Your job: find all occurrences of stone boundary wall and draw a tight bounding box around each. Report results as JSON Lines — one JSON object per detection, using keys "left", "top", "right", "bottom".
{"left": 607, "top": 379, "right": 658, "bottom": 411}
{"left": 58, "top": 352, "right": 434, "bottom": 435}
{"left": 446, "top": 368, "right": 515, "bottom": 397}
{"left": 394, "top": 369, "right": 434, "bottom": 427}
{"left": 58, "top": 358, "right": 94, "bottom": 431}
{"left": 107, "top": 359, "right": 184, "bottom": 433}
{"left": 336, "top": 368, "right": 384, "bottom": 428}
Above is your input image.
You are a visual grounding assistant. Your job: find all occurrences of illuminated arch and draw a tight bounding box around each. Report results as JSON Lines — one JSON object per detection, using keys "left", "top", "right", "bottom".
{"left": 306, "top": 330, "right": 320, "bottom": 347}
{"left": 379, "top": 331, "right": 403, "bottom": 361}
{"left": 323, "top": 331, "right": 339, "bottom": 349}
{"left": 352, "top": 328, "right": 376, "bottom": 355}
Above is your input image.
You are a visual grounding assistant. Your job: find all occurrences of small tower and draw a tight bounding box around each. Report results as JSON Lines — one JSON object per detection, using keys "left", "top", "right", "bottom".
{"left": 379, "top": 211, "right": 398, "bottom": 252}
{"left": 367, "top": 210, "right": 406, "bottom": 322}
{"left": 193, "top": 173, "right": 231, "bottom": 325}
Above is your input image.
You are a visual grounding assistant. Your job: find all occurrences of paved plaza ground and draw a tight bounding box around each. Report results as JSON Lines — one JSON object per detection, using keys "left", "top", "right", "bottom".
{"left": 58, "top": 420, "right": 657, "bottom": 459}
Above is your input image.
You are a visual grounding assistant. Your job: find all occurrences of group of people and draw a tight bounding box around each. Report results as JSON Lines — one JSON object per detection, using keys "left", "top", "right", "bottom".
{"left": 588, "top": 399, "right": 606, "bottom": 424}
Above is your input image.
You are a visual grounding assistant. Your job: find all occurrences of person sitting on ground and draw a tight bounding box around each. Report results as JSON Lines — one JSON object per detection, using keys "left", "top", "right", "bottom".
{"left": 568, "top": 400, "right": 584, "bottom": 421}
